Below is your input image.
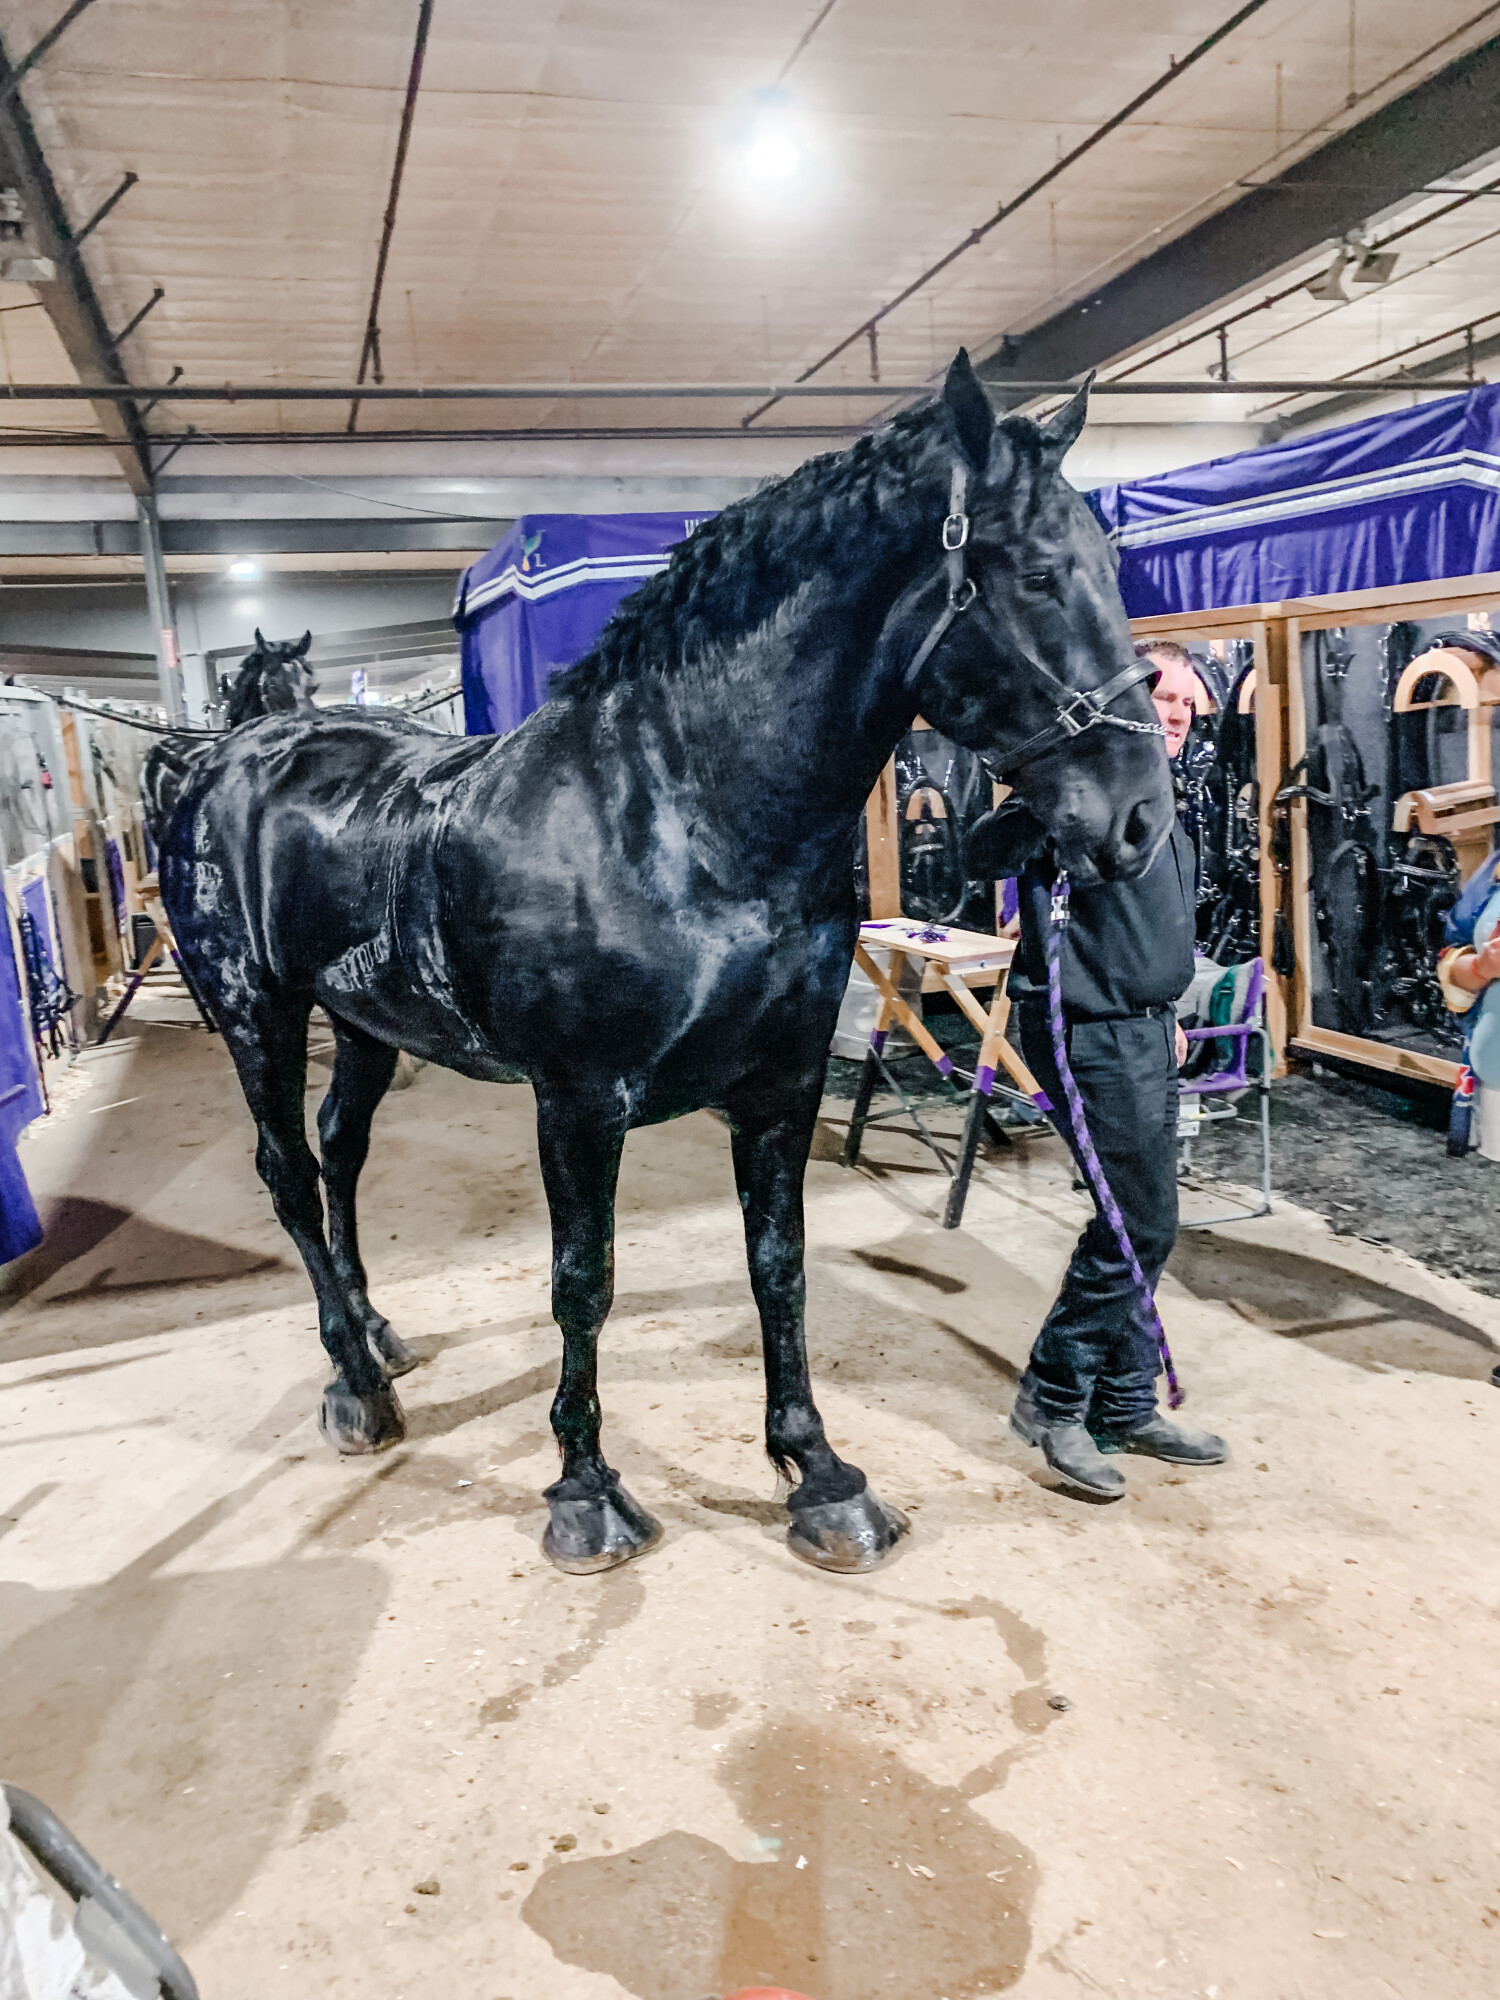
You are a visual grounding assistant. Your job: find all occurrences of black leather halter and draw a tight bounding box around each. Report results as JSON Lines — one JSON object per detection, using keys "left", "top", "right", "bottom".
{"left": 905, "top": 462, "right": 1165, "bottom": 775}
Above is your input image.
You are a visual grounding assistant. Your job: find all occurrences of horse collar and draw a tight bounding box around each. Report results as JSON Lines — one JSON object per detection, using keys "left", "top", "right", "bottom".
{"left": 903, "top": 460, "right": 1164, "bottom": 776}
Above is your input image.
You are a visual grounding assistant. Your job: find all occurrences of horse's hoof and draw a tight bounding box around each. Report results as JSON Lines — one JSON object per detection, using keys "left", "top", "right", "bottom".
{"left": 367, "top": 1321, "right": 419, "bottom": 1378}
{"left": 542, "top": 1477, "right": 663, "bottom": 1575}
{"left": 786, "top": 1484, "right": 909, "bottom": 1573}
{"left": 317, "top": 1382, "right": 407, "bottom": 1455}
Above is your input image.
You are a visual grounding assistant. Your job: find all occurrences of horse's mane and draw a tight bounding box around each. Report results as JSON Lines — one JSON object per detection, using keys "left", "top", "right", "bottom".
{"left": 552, "top": 400, "right": 1050, "bottom": 701}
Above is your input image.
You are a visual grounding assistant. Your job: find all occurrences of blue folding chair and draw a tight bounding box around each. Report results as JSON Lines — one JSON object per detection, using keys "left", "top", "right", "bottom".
{"left": 1177, "top": 956, "right": 1274, "bottom": 1227}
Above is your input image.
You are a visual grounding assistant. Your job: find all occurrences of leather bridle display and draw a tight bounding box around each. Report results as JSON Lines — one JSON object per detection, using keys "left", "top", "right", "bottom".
{"left": 904, "top": 462, "right": 1165, "bottom": 775}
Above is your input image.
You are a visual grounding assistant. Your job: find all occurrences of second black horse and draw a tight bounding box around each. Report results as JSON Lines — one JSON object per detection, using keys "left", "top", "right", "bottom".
{"left": 150, "top": 353, "right": 1172, "bottom": 1575}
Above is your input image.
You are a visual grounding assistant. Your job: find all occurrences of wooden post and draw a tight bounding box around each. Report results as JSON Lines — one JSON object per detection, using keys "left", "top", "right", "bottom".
{"left": 1253, "top": 618, "right": 1290, "bottom": 1065}
{"left": 864, "top": 757, "right": 901, "bottom": 917}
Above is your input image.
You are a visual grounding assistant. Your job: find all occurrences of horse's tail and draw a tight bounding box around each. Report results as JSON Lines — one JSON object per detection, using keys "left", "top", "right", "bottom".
{"left": 141, "top": 735, "right": 203, "bottom": 846}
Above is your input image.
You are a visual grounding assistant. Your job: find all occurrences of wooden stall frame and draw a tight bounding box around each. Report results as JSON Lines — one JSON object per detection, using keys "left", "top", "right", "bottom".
{"left": 1129, "top": 607, "right": 1289, "bottom": 1063}
{"left": 1282, "top": 569, "right": 1500, "bottom": 1092}
{"left": 862, "top": 716, "right": 1016, "bottom": 996}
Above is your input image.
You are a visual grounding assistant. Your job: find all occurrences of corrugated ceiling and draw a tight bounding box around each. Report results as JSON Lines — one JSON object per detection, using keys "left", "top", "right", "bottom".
{"left": 2, "top": 0, "right": 1499, "bottom": 449}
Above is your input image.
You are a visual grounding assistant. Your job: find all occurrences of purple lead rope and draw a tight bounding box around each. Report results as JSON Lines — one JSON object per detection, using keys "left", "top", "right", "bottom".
{"left": 1043, "top": 874, "right": 1184, "bottom": 1410}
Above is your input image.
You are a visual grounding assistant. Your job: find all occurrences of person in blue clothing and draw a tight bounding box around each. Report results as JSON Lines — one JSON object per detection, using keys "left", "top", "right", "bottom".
{"left": 1438, "top": 848, "right": 1500, "bottom": 1390}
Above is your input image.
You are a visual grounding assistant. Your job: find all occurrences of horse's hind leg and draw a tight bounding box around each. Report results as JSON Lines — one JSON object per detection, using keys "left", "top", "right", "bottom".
{"left": 726, "top": 1080, "right": 909, "bottom": 1573}
{"left": 225, "top": 996, "right": 405, "bottom": 1454}
{"left": 534, "top": 1090, "right": 661, "bottom": 1574}
{"left": 318, "top": 1016, "right": 418, "bottom": 1379}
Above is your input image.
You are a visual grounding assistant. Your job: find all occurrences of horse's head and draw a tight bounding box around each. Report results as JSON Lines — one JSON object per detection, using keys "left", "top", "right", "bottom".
{"left": 906, "top": 353, "right": 1173, "bottom": 886}
{"left": 226, "top": 629, "right": 317, "bottom": 726}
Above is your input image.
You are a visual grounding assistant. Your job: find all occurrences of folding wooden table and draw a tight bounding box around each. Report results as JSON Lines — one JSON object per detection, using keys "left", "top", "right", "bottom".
{"left": 840, "top": 917, "right": 1047, "bottom": 1228}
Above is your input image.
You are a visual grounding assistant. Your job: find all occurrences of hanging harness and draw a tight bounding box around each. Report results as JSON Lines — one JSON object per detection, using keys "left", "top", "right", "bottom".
{"left": 904, "top": 466, "right": 1184, "bottom": 1406}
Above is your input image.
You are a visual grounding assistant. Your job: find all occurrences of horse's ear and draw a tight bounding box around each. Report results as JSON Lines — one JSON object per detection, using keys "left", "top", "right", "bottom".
{"left": 254, "top": 628, "right": 267, "bottom": 651}
{"left": 941, "top": 349, "right": 995, "bottom": 474}
{"left": 1039, "top": 373, "right": 1094, "bottom": 459}
{"left": 296, "top": 630, "right": 312, "bottom": 658}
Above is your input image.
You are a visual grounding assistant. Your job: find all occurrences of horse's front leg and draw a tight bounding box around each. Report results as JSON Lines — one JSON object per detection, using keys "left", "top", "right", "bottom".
{"left": 727, "top": 1083, "right": 909, "bottom": 1573}
{"left": 534, "top": 1089, "right": 662, "bottom": 1574}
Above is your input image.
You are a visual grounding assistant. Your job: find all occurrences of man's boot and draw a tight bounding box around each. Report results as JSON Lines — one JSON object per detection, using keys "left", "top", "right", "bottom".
{"left": 1010, "top": 1376, "right": 1126, "bottom": 1499}
{"left": 1090, "top": 1411, "right": 1228, "bottom": 1464}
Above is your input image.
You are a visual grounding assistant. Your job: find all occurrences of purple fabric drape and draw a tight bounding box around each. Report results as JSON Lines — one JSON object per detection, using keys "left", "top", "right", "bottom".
{"left": 1089, "top": 385, "right": 1500, "bottom": 616}
{"left": 453, "top": 511, "right": 717, "bottom": 736}
{"left": 0, "top": 903, "right": 44, "bottom": 1263}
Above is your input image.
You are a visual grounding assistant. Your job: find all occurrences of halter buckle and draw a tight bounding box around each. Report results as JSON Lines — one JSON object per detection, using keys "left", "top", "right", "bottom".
{"left": 1055, "top": 690, "right": 1097, "bottom": 738}
{"left": 941, "top": 511, "right": 970, "bottom": 552}
{"left": 950, "top": 575, "right": 977, "bottom": 612}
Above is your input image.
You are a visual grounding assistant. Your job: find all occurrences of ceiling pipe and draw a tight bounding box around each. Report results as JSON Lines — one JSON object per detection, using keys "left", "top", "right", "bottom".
{"left": 349, "top": 0, "right": 434, "bottom": 434}
{"left": 0, "top": 376, "right": 1484, "bottom": 402}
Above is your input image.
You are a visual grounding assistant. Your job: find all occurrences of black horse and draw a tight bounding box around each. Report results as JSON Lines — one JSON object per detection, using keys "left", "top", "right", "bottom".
{"left": 148, "top": 354, "right": 1172, "bottom": 1576}
{"left": 141, "top": 630, "right": 318, "bottom": 843}
{"left": 224, "top": 628, "right": 317, "bottom": 724}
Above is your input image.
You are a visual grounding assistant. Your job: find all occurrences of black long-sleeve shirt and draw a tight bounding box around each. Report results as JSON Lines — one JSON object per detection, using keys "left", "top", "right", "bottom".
{"left": 1009, "top": 820, "right": 1197, "bottom": 1021}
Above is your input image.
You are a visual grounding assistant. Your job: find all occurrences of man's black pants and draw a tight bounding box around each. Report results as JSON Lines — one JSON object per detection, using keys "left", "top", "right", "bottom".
{"left": 1018, "top": 998, "right": 1179, "bottom": 1431}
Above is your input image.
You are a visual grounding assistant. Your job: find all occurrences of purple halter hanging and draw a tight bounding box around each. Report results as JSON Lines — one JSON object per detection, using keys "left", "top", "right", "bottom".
{"left": 1043, "top": 873, "right": 1184, "bottom": 1410}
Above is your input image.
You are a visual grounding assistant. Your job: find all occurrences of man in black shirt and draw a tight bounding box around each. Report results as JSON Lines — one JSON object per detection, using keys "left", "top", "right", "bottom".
{"left": 967, "top": 642, "right": 1228, "bottom": 1498}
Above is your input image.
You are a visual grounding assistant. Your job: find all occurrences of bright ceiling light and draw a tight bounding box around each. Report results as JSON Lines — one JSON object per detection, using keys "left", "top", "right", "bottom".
{"left": 743, "top": 90, "right": 800, "bottom": 181}
{"left": 746, "top": 128, "right": 799, "bottom": 180}
{"left": 227, "top": 558, "right": 260, "bottom": 580}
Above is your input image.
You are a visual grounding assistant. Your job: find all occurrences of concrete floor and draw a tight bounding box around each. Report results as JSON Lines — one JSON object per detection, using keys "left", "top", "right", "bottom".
{"left": 2, "top": 991, "right": 1499, "bottom": 2000}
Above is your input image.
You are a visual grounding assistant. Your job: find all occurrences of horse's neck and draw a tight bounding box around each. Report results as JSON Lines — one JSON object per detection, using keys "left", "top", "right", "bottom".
{"left": 633, "top": 564, "right": 932, "bottom": 862}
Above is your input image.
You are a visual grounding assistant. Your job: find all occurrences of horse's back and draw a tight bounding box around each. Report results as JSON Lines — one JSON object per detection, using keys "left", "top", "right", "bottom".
{"left": 160, "top": 713, "right": 495, "bottom": 991}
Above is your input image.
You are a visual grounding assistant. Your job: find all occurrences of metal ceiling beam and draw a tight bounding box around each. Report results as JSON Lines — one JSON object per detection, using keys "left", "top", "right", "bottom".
{"left": 0, "top": 0, "right": 104, "bottom": 110}
{"left": 979, "top": 34, "right": 1500, "bottom": 406}
{"left": 0, "top": 517, "right": 509, "bottom": 557}
{"left": 0, "top": 375, "right": 1483, "bottom": 402}
{"left": 1268, "top": 326, "right": 1500, "bottom": 436}
{"left": 0, "top": 27, "right": 154, "bottom": 492}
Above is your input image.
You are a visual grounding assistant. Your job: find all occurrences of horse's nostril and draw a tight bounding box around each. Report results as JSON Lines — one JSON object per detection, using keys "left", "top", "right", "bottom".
{"left": 1121, "top": 802, "right": 1152, "bottom": 851}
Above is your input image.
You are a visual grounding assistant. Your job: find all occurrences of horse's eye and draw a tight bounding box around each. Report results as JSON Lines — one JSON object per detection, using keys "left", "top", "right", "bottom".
{"left": 1020, "top": 568, "right": 1056, "bottom": 593}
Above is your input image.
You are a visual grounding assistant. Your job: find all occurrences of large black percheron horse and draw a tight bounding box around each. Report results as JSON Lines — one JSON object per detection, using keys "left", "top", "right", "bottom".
{"left": 147, "top": 354, "right": 1172, "bottom": 1577}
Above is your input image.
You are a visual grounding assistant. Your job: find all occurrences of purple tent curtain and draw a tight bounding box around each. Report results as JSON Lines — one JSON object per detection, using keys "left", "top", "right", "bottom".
{"left": 1089, "top": 385, "right": 1500, "bottom": 616}
{"left": 0, "top": 903, "right": 44, "bottom": 1264}
{"left": 453, "top": 511, "right": 717, "bottom": 736}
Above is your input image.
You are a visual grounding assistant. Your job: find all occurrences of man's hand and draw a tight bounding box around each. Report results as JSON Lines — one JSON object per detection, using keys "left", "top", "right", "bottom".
{"left": 1175, "top": 1022, "right": 1188, "bottom": 1067}
{"left": 1450, "top": 936, "right": 1500, "bottom": 992}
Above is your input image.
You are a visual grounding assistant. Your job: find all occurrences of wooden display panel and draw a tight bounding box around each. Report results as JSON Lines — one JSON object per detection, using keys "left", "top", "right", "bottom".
{"left": 1282, "top": 570, "right": 1500, "bottom": 1091}
{"left": 1130, "top": 607, "right": 1288, "bottom": 1061}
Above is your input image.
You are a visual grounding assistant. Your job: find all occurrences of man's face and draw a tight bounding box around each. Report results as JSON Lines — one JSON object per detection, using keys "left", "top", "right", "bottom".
{"left": 1149, "top": 655, "right": 1198, "bottom": 759}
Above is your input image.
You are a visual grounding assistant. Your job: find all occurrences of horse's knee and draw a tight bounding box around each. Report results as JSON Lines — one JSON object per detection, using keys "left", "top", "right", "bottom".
{"left": 256, "top": 1131, "right": 322, "bottom": 1231}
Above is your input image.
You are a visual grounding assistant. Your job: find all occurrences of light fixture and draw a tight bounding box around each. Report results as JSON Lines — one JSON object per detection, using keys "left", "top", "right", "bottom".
{"left": 1306, "top": 234, "right": 1398, "bottom": 302}
{"left": 227, "top": 558, "right": 259, "bottom": 580}
{"left": 1306, "top": 249, "right": 1351, "bottom": 302}
{"left": 744, "top": 90, "right": 800, "bottom": 181}
{"left": 1351, "top": 248, "right": 1398, "bottom": 286}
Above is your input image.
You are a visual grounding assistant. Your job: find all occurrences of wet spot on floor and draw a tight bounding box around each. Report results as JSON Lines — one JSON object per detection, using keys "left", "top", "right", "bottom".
{"left": 479, "top": 1687, "right": 532, "bottom": 1725}
{"left": 523, "top": 1719, "right": 1035, "bottom": 1998}
{"left": 693, "top": 1690, "right": 740, "bottom": 1729}
{"left": 300, "top": 1793, "right": 347, "bottom": 1837}
{"left": 939, "top": 1598, "right": 1045, "bottom": 1681}
{"left": 539, "top": 1566, "right": 645, "bottom": 1689}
